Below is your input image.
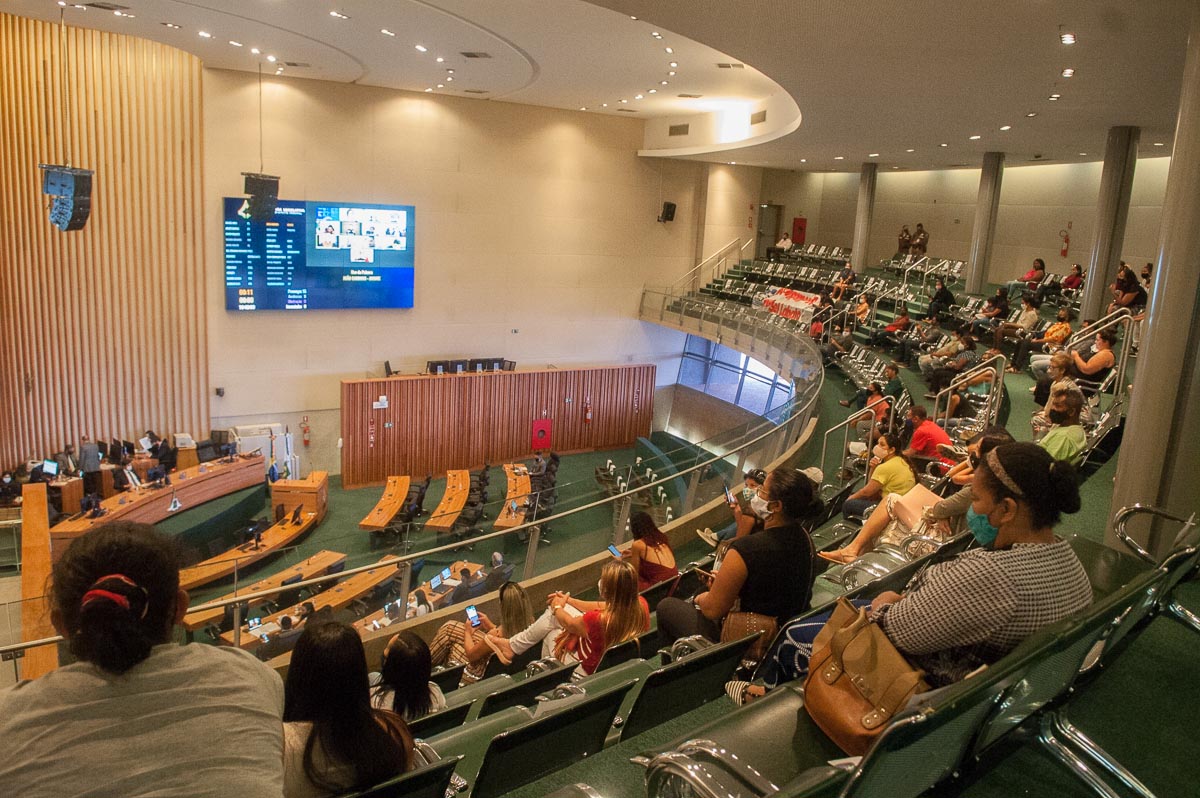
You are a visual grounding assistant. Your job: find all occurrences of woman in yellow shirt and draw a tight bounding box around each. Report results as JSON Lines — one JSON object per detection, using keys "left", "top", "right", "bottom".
{"left": 842, "top": 432, "right": 917, "bottom": 519}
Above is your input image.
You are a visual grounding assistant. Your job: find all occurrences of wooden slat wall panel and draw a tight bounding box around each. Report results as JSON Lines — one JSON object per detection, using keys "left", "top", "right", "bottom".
{"left": 0, "top": 14, "right": 207, "bottom": 466}
{"left": 341, "top": 365, "right": 655, "bottom": 488}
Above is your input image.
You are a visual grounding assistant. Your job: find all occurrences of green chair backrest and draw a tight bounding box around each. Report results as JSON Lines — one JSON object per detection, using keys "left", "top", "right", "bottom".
{"left": 442, "top": 673, "right": 512, "bottom": 710}
{"left": 407, "top": 702, "right": 472, "bottom": 739}
{"left": 430, "top": 663, "right": 467, "bottom": 694}
{"left": 471, "top": 679, "right": 637, "bottom": 798}
{"left": 476, "top": 662, "right": 578, "bottom": 718}
{"left": 336, "top": 755, "right": 462, "bottom": 798}
{"left": 621, "top": 634, "right": 757, "bottom": 741}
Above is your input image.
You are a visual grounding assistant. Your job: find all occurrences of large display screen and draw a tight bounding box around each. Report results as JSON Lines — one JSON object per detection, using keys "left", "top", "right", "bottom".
{"left": 223, "top": 197, "right": 415, "bottom": 310}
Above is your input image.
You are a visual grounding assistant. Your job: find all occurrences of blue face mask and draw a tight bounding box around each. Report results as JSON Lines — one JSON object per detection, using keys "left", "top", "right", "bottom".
{"left": 966, "top": 507, "right": 999, "bottom": 546}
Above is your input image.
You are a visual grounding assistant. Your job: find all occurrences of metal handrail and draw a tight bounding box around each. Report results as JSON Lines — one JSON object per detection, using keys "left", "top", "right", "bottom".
{"left": 1060, "top": 308, "right": 1132, "bottom": 422}
{"left": 819, "top": 396, "right": 898, "bottom": 486}
{"left": 932, "top": 354, "right": 1006, "bottom": 434}
{"left": 1112, "top": 503, "right": 1196, "bottom": 565}
{"left": 0, "top": 291, "right": 826, "bottom": 662}
{"left": 668, "top": 237, "right": 742, "bottom": 296}
{"left": 901, "top": 256, "right": 930, "bottom": 287}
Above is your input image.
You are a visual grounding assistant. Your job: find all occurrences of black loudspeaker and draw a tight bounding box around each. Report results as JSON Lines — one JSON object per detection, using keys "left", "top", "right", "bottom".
{"left": 40, "top": 164, "right": 94, "bottom": 231}
{"left": 242, "top": 172, "right": 280, "bottom": 222}
{"left": 658, "top": 201, "right": 676, "bottom": 223}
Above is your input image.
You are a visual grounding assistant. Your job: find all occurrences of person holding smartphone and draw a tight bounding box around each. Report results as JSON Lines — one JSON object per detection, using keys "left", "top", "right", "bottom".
{"left": 625, "top": 512, "right": 678, "bottom": 591}
{"left": 426, "top": 582, "right": 536, "bottom": 686}
{"left": 698, "top": 468, "right": 768, "bottom": 548}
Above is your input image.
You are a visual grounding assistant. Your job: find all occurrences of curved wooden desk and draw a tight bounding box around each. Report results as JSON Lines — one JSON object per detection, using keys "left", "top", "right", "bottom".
{"left": 359, "top": 475, "right": 411, "bottom": 531}
{"left": 222, "top": 554, "right": 402, "bottom": 652}
{"left": 494, "top": 464, "right": 533, "bottom": 530}
{"left": 181, "top": 549, "right": 347, "bottom": 632}
{"left": 351, "top": 559, "right": 483, "bottom": 636}
{"left": 424, "top": 470, "right": 470, "bottom": 533}
{"left": 51, "top": 454, "right": 265, "bottom": 555}
{"left": 178, "top": 509, "right": 318, "bottom": 591}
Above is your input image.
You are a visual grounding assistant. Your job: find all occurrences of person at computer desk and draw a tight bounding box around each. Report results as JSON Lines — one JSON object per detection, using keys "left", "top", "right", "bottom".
{"left": 0, "top": 471, "right": 20, "bottom": 506}
{"left": 529, "top": 451, "right": 547, "bottom": 477}
{"left": 112, "top": 457, "right": 143, "bottom": 492}
{"left": 54, "top": 444, "right": 79, "bottom": 477}
{"left": 448, "top": 568, "right": 476, "bottom": 605}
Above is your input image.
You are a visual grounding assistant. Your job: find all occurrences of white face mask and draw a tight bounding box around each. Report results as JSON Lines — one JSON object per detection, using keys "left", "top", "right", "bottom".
{"left": 1, "top": 477, "right": 10, "bottom": 483}
{"left": 749, "top": 494, "right": 772, "bottom": 519}
{"left": 873, "top": 444, "right": 889, "bottom": 460}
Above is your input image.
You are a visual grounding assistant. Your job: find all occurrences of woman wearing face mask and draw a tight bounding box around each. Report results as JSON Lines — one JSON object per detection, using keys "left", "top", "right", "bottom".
{"left": 755, "top": 442, "right": 1091, "bottom": 697}
{"left": 656, "top": 468, "right": 824, "bottom": 645}
{"left": 0, "top": 471, "right": 19, "bottom": 505}
{"left": 1031, "top": 352, "right": 1092, "bottom": 434}
{"left": 482, "top": 559, "right": 648, "bottom": 676}
{"left": 1012, "top": 307, "right": 1073, "bottom": 372}
{"left": 700, "top": 469, "right": 769, "bottom": 547}
{"left": 842, "top": 432, "right": 916, "bottom": 520}
{"left": 1071, "top": 328, "right": 1117, "bottom": 394}
{"left": 819, "top": 429, "right": 1015, "bottom": 564}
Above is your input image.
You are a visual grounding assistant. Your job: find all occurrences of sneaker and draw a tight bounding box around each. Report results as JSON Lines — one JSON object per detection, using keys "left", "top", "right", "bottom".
{"left": 1028, "top": 386, "right": 1037, "bottom": 393}
{"left": 937, "top": 443, "right": 967, "bottom": 462}
{"left": 696, "top": 527, "right": 719, "bottom": 547}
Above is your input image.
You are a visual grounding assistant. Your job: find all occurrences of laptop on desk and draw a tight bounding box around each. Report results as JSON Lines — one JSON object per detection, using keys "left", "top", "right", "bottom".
{"left": 428, "top": 574, "right": 452, "bottom": 594}
{"left": 439, "top": 566, "right": 462, "bottom": 588}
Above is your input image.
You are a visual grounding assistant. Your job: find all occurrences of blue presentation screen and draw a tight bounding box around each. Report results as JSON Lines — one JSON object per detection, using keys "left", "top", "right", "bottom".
{"left": 223, "top": 197, "right": 415, "bottom": 310}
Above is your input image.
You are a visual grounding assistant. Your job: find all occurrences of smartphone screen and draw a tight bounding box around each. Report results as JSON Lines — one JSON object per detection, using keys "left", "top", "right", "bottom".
{"left": 607, "top": 544, "right": 622, "bottom": 558}
{"left": 465, "top": 605, "right": 481, "bottom": 627}
{"left": 722, "top": 481, "right": 734, "bottom": 504}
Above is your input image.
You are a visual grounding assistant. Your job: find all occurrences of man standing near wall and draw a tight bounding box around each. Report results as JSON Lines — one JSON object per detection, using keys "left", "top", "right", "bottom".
{"left": 911, "top": 223, "right": 929, "bottom": 256}
{"left": 79, "top": 435, "right": 102, "bottom": 496}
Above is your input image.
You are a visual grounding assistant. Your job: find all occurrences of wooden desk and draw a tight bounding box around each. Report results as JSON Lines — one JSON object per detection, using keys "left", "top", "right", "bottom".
{"left": 494, "top": 464, "right": 533, "bottom": 530}
{"left": 48, "top": 477, "right": 84, "bottom": 514}
{"left": 18, "top": 483, "right": 58, "bottom": 678}
{"left": 51, "top": 454, "right": 266, "bottom": 555}
{"left": 424, "top": 470, "right": 470, "bottom": 532}
{"left": 99, "top": 466, "right": 116, "bottom": 499}
{"left": 176, "top": 447, "right": 199, "bottom": 471}
{"left": 178, "top": 509, "right": 319, "bottom": 591}
{"left": 132, "top": 455, "right": 159, "bottom": 482}
{"left": 222, "top": 555, "right": 402, "bottom": 652}
{"left": 181, "top": 549, "right": 347, "bottom": 632}
{"left": 270, "top": 471, "right": 329, "bottom": 524}
{"left": 359, "top": 476, "right": 411, "bottom": 532}
{"left": 351, "top": 560, "right": 483, "bottom": 636}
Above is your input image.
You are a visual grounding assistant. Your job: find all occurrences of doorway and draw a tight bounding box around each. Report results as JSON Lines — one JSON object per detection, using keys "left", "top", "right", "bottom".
{"left": 756, "top": 204, "right": 783, "bottom": 259}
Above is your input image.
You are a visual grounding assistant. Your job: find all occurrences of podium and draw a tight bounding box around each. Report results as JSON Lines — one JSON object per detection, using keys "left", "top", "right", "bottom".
{"left": 271, "top": 471, "right": 329, "bottom": 523}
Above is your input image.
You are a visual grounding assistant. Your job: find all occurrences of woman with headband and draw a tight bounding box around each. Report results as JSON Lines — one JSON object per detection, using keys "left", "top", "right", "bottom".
{"left": 735, "top": 443, "right": 1092, "bottom": 703}
{"left": 0, "top": 522, "right": 287, "bottom": 797}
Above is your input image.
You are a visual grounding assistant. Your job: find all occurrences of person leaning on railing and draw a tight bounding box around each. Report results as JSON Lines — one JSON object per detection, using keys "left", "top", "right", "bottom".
{"left": 0, "top": 521, "right": 287, "bottom": 798}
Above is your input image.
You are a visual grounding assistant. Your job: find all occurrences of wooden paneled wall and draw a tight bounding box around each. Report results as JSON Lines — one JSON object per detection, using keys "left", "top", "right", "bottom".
{"left": 0, "top": 14, "right": 208, "bottom": 467}
{"left": 341, "top": 365, "right": 655, "bottom": 488}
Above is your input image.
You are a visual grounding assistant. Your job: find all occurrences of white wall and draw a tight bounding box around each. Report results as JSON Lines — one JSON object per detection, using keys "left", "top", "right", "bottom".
{"left": 802, "top": 158, "right": 1171, "bottom": 283}
{"left": 203, "top": 70, "right": 699, "bottom": 461}
{"left": 760, "top": 170, "right": 825, "bottom": 245}
{"left": 699, "top": 163, "right": 763, "bottom": 260}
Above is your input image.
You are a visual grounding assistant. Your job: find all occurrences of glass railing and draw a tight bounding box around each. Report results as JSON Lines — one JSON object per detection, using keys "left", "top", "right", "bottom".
{"left": 0, "top": 292, "right": 826, "bottom": 677}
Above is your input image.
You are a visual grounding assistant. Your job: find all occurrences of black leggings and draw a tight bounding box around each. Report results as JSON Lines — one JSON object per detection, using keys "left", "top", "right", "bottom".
{"left": 656, "top": 597, "right": 722, "bottom": 647}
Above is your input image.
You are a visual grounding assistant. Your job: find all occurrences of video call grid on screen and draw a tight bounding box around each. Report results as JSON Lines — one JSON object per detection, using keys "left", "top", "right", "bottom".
{"left": 223, "top": 197, "right": 415, "bottom": 311}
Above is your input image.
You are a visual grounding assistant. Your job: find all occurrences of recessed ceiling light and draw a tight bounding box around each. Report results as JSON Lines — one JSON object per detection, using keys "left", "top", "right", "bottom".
{"left": 1048, "top": 95, "right": 1060, "bottom": 101}
{"left": 161, "top": 22, "right": 180, "bottom": 29}
{"left": 939, "top": 143, "right": 948, "bottom": 147}
{"left": 229, "top": 41, "right": 242, "bottom": 47}
{"left": 73, "top": 3, "right": 84, "bottom": 8}
{"left": 437, "top": 83, "right": 444, "bottom": 88}
{"left": 415, "top": 44, "right": 427, "bottom": 52}
{"left": 381, "top": 29, "right": 395, "bottom": 37}
{"left": 834, "top": 156, "right": 844, "bottom": 160}
{"left": 198, "top": 31, "right": 212, "bottom": 38}
{"left": 602, "top": 103, "right": 608, "bottom": 107}
{"left": 635, "top": 94, "right": 644, "bottom": 99}
{"left": 969, "top": 135, "right": 981, "bottom": 140}
{"left": 1000, "top": 125, "right": 1012, "bottom": 131}
{"left": 669, "top": 61, "right": 678, "bottom": 68}
{"left": 436, "top": 57, "right": 444, "bottom": 63}
{"left": 664, "top": 47, "right": 673, "bottom": 54}
{"left": 630, "top": 15, "right": 637, "bottom": 20}
{"left": 1154, "top": 142, "right": 1164, "bottom": 146}
{"left": 868, "top": 153, "right": 879, "bottom": 157}
{"left": 250, "top": 47, "right": 260, "bottom": 54}
{"left": 425, "top": 88, "right": 433, "bottom": 92}
{"left": 668, "top": 71, "right": 676, "bottom": 76}
{"left": 905, "top": 148, "right": 915, "bottom": 152}
{"left": 651, "top": 31, "right": 661, "bottom": 38}
{"left": 1078, "top": 152, "right": 1087, "bottom": 156}
{"left": 1061, "top": 68, "right": 1075, "bottom": 77}
{"left": 1026, "top": 112, "right": 1037, "bottom": 117}
{"left": 446, "top": 69, "right": 455, "bottom": 73}
{"left": 57, "top": 1, "right": 65, "bottom": 5}
{"left": 580, "top": 107, "right": 586, "bottom": 111}
{"left": 329, "top": 11, "right": 348, "bottom": 20}
{"left": 266, "top": 55, "right": 277, "bottom": 62}
{"left": 445, "top": 76, "right": 453, "bottom": 81}
{"left": 729, "top": 162, "right": 736, "bottom": 165}
{"left": 648, "top": 89, "right": 657, "bottom": 93}
{"left": 800, "top": 158, "right": 806, "bottom": 163}
{"left": 620, "top": 99, "right": 628, "bottom": 103}
{"left": 1060, "top": 32, "right": 1076, "bottom": 45}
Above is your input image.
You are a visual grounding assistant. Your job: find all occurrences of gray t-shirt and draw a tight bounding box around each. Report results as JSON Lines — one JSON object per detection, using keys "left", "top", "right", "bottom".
{"left": 0, "top": 642, "right": 285, "bottom": 798}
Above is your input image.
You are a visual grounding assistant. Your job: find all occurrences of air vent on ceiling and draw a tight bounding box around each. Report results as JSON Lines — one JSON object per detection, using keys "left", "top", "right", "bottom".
{"left": 460, "top": 52, "right": 492, "bottom": 59}
{"left": 84, "top": 2, "right": 130, "bottom": 10}
{"left": 668, "top": 124, "right": 690, "bottom": 137}
{"left": 677, "top": 93, "right": 703, "bottom": 99}
{"left": 750, "top": 110, "right": 767, "bottom": 125}
{"left": 284, "top": 62, "right": 310, "bottom": 68}
{"left": 617, "top": 108, "right": 638, "bottom": 113}
{"left": 463, "top": 89, "right": 489, "bottom": 94}
{"left": 716, "top": 63, "right": 745, "bottom": 69}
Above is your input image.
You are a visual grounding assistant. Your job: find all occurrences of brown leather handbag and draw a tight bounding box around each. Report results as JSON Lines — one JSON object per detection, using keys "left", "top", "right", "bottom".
{"left": 803, "top": 597, "right": 930, "bottom": 755}
{"left": 721, "top": 610, "right": 778, "bottom": 661}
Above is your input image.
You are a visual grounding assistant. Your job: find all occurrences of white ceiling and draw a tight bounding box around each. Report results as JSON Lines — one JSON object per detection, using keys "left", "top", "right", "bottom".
{"left": 6, "top": 0, "right": 1193, "bottom": 171}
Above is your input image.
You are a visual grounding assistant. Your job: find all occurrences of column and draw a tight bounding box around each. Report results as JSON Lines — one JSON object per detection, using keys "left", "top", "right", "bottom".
{"left": 1080, "top": 126, "right": 1140, "bottom": 319}
{"left": 964, "top": 152, "right": 1005, "bottom": 295}
{"left": 1106, "top": 8, "right": 1200, "bottom": 558}
{"left": 850, "top": 163, "right": 877, "bottom": 271}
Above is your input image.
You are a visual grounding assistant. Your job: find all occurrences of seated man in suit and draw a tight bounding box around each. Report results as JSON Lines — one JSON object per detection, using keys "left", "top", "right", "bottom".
{"left": 448, "top": 567, "right": 477, "bottom": 605}
{"left": 111, "top": 457, "right": 142, "bottom": 492}
{"left": 482, "top": 552, "right": 512, "bottom": 593}
{"left": 54, "top": 444, "right": 79, "bottom": 477}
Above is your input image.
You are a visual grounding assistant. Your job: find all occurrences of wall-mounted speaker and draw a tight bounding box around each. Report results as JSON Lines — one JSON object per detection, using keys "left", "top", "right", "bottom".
{"left": 658, "top": 201, "right": 676, "bottom": 223}
{"left": 242, "top": 172, "right": 280, "bottom": 222}
{"left": 39, "top": 164, "right": 95, "bottom": 231}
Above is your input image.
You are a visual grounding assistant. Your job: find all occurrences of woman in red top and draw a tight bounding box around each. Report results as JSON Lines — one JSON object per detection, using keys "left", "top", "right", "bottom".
{"left": 626, "top": 511, "right": 678, "bottom": 591}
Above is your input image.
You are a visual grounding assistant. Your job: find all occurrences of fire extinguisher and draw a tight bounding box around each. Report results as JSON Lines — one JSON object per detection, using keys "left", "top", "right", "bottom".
{"left": 584, "top": 399, "right": 593, "bottom": 424}
{"left": 1060, "top": 229, "right": 1070, "bottom": 258}
{"left": 301, "top": 417, "right": 311, "bottom": 447}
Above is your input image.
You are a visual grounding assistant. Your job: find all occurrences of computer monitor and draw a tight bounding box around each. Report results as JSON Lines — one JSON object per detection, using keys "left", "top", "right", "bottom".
{"left": 469, "top": 358, "right": 487, "bottom": 373}
{"left": 290, "top": 505, "right": 303, "bottom": 525}
{"left": 384, "top": 360, "right": 394, "bottom": 377}
{"left": 122, "top": 440, "right": 136, "bottom": 456}
{"left": 426, "top": 360, "right": 449, "bottom": 375}
{"left": 440, "top": 566, "right": 452, "bottom": 581}
{"left": 502, "top": 360, "right": 516, "bottom": 371}
{"left": 42, "top": 459, "right": 59, "bottom": 477}
{"left": 248, "top": 617, "right": 262, "bottom": 630}
{"left": 429, "top": 574, "right": 442, "bottom": 590}
{"left": 450, "top": 359, "right": 469, "bottom": 374}
{"left": 196, "top": 440, "right": 218, "bottom": 463}
{"left": 97, "top": 440, "right": 109, "bottom": 458}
